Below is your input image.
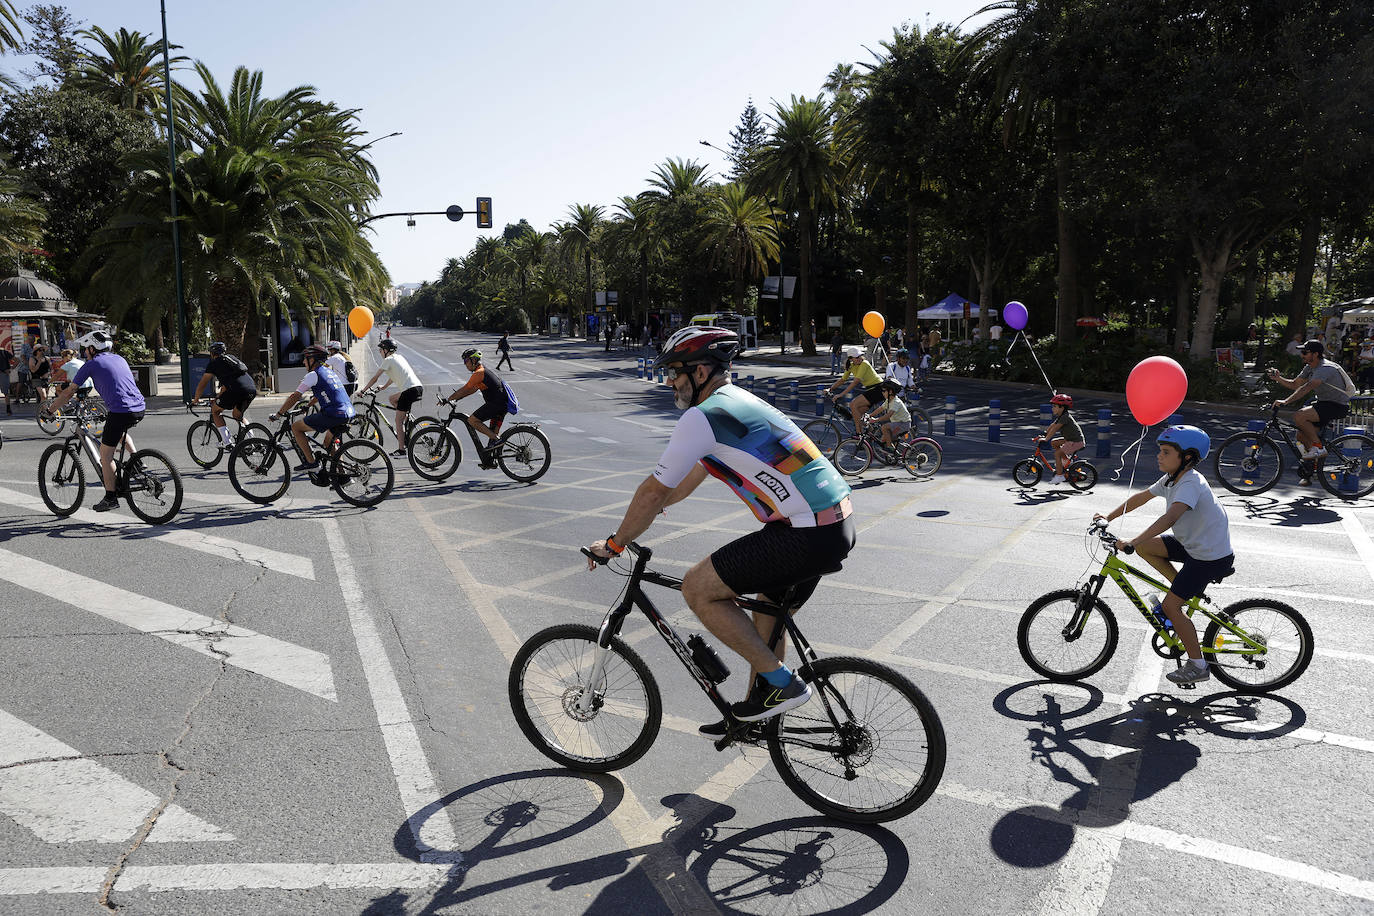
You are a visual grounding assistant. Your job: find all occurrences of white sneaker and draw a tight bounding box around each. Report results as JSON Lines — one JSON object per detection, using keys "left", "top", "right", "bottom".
{"left": 1304, "top": 446, "right": 1327, "bottom": 459}
{"left": 1050, "top": 475, "right": 1065, "bottom": 485}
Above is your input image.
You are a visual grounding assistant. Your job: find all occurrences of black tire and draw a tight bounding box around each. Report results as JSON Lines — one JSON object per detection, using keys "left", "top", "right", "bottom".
{"left": 1067, "top": 459, "right": 1098, "bottom": 491}
{"left": 1203, "top": 599, "right": 1313, "bottom": 692}
{"left": 348, "top": 413, "right": 384, "bottom": 446}
{"left": 1213, "top": 432, "right": 1283, "bottom": 496}
{"left": 1314, "top": 434, "right": 1374, "bottom": 500}
{"left": 122, "top": 448, "right": 183, "bottom": 525}
{"left": 1018, "top": 589, "right": 1120, "bottom": 681}
{"left": 331, "top": 439, "right": 394, "bottom": 507}
{"left": 767, "top": 656, "right": 946, "bottom": 824}
{"left": 496, "top": 425, "right": 551, "bottom": 483}
{"left": 38, "top": 443, "right": 85, "bottom": 516}
{"left": 240, "top": 422, "right": 272, "bottom": 443}
{"left": 832, "top": 437, "right": 871, "bottom": 476}
{"left": 228, "top": 438, "right": 291, "bottom": 504}
{"left": 508, "top": 623, "right": 662, "bottom": 773}
{"left": 800, "top": 419, "right": 843, "bottom": 456}
{"left": 909, "top": 404, "right": 934, "bottom": 438}
{"left": 36, "top": 401, "right": 63, "bottom": 436}
{"left": 186, "top": 419, "right": 224, "bottom": 469}
{"left": 902, "top": 437, "right": 942, "bottom": 477}
{"left": 1013, "top": 458, "right": 1042, "bottom": 488}
{"left": 407, "top": 425, "right": 462, "bottom": 481}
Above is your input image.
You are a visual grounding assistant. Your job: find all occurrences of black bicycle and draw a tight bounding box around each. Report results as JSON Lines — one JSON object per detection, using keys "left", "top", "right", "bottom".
{"left": 226, "top": 405, "right": 394, "bottom": 507}
{"left": 1213, "top": 402, "right": 1374, "bottom": 499}
{"left": 37, "top": 415, "right": 183, "bottom": 524}
{"left": 507, "top": 541, "right": 946, "bottom": 824}
{"left": 801, "top": 393, "right": 933, "bottom": 456}
{"left": 184, "top": 401, "right": 270, "bottom": 469}
{"left": 405, "top": 396, "right": 551, "bottom": 483}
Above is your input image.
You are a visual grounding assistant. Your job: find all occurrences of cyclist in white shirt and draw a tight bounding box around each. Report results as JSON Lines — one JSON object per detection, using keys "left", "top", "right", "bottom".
{"left": 884, "top": 349, "right": 915, "bottom": 394}
{"left": 358, "top": 338, "right": 423, "bottom": 457}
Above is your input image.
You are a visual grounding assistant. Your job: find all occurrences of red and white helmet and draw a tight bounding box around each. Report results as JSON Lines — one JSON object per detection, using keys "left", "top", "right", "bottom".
{"left": 653, "top": 326, "right": 740, "bottom": 371}
{"left": 1051, "top": 393, "right": 1074, "bottom": 408}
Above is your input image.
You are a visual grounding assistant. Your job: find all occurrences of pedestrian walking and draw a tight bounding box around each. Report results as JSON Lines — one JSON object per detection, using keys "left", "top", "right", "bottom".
{"left": 496, "top": 332, "right": 514, "bottom": 371}
{"left": 829, "top": 329, "right": 844, "bottom": 375}
{"left": 0, "top": 344, "right": 13, "bottom": 414}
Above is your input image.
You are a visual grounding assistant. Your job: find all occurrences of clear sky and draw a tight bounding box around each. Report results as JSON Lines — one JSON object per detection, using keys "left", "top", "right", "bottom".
{"left": 9, "top": 1, "right": 993, "bottom": 286}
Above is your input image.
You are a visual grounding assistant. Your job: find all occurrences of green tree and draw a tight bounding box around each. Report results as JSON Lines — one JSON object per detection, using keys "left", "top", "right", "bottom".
{"left": 602, "top": 192, "right": 664, "bottom": 318}
{"left": 0, "top": 150, "right": 44, "bottom": 254}
{"left": 556, "top": 203, "right": 604, "bottom": 330}
{"left": 725, "top": 99, "right": 767, "bottom": 186}
{"left": 698, "top": 182, "right": 778, "bottom": 310}
{"left": 69, "top": 25, "right": 185, "bottom": 113}
{"left": 17, "top": 3, "right": 81, "bottom": 84}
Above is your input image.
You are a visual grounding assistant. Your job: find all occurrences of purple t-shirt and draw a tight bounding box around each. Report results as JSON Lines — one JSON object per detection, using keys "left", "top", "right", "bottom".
{"left": 72, "top": 352, "right": 146, "bottom": 413}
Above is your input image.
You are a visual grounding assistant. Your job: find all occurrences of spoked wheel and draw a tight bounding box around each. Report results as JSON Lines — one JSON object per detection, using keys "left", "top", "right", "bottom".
{"left": 186, "top": 419, "right": 225, "bottom": 469}
{"left": 767, "top": 656, "right": 945, "bottom": 824}
{"left": 1018, "top": 589, "right": 1120, "bottom": 681}
{"left": 407, "top": 425, "right": 462, "bottom": 481}
{"left": 330, "top": 439, "right": 394, "bottom": 507}
{"left": 832, "top": 437, "right": 872, "bottom": 476}
{"left": 1012, "top": 459, "right": 1042, "bottom": 488}
{"left": 909, "top": 404, "right": 934, "bottom": 438}
{"left": 36, "top": 403, "right": 64, "bottom": 436}
{"left": 38, "top": 443, "right": 85, "bottom": 516}
{"left": 508, "top": 623, "right": 662, "bottom": 772}
{"left": 1314, "top": 434, "right": 1374, "bottom": 500}
{"left": 347, "top": 414, "right": 384, "bottom": 446}
{"left": 82, "top": 399, "right": 108, "bottom": 437}
{"left": 496, "top": 425, "right": 551, "bottom": 483}
{"left": 800, "top": 419, "right": 844, "bottom": 456}
{"left": 901, "top": 437, "right": 942, "bottom": 478}
{"left": 1203, "top": 599, "right": 1313, "bottom": 692}
{"left": 1213, "top": 432, "right": 1283, "bottom": 496}
{"left": 121, "top": 448, "right": 183, "bottom": 524}
{"left": 1067, "top": 459, "right": 1098, "bottom": 491}
{"left": 228, "top": 438, "right": 291, "bottom": 504}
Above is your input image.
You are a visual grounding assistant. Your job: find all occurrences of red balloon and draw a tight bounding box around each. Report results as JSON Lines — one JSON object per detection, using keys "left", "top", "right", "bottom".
{"left": 1125, "top": 356, "right": 1188, "bottom": 426}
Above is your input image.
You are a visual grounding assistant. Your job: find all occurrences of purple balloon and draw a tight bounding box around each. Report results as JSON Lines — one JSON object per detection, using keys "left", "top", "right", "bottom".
{"left": 1005, "top": 301, "right": 1028, "bottom": 330}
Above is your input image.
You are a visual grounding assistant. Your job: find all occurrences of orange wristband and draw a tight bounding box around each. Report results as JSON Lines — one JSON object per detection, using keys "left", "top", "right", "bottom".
{"left": 605, "top": 534, "right": 624, "bottom": 555}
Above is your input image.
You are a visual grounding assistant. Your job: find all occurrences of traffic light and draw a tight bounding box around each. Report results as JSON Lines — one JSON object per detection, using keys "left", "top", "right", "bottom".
{"left": 476, "top": 197, "right": 492, "bottom": 229}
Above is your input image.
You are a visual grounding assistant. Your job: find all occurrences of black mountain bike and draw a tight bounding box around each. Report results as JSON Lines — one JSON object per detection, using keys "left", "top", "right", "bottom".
{"left": 801, "top": 394, "right": 933, "bottom": 456}
{"left": 508, "top": 541, "right": 946, "bottom": 824}
{"left": 405, "top": 396, "right": 551, "bottom": 483}
{"left": 1213, "top": 402, "right": 1374, "bottom": 500}
{"left": 37, "top": 416, "right": 183, "bottom": 524}
{"left": 226, "top": 406, "right": 394, "bottom": 507}
{"left": 184, "top": 401, "right": 270, "bottom": 469}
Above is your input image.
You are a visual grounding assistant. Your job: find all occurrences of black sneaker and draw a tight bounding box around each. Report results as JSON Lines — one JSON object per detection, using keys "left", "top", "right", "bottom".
{"left": 698, "top": 719, "right": 729, "bottom": 738}
{"left": 92, "top": 493, "right": 119, "bottom": 512}
{"left": 297, "top": 460, "right": 320, "bottom": 474}
{"left": 730, "top": 674, "right": 812, "bottom": 722}
{"left": 390, "top": 448, "right": 407, "bottom": 458}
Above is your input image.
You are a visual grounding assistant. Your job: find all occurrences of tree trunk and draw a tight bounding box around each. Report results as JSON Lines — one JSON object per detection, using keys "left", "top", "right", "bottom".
{"left": 1053, "top": 104, "right": 1080, "bottom": 342}
{"left": 1173, "top": 262, "right": 1191, "bottom": 356}
{"left": 1190, "top": 231, "right": 1237, "bottom": 357}
{"left": 733, "top": 275, "right": 746, "bottom": 310}
{"left": 1240, "top": 260, "right": 1258, "bottom": 328}
{"left": 798, "top": 205, "right": 815, "bottom": 355}
{"left": 905, "top": 194, "right": 920, "bottom": 339}
{"left": 1287, "top": 213, "right": 1320, "bottom": 339}
{"left": 584, "top": 250, "right": 593, "bottom": 338}
{"left": 206, "top": 278, "right": 253, "bottom": 369}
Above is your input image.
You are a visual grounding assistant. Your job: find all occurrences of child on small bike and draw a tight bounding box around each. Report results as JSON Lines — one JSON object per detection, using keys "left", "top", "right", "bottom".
{"left": 1094, "top": 425, "right": 1235, "bottom": 685}
{"left": 1041, "top": 393, "right": 1085, "bottom": 485}
{"left": 865, "top": 380, "right": 911, "bottom": 449}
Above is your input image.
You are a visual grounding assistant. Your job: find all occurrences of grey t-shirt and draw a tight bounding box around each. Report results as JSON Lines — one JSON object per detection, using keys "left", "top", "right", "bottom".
{"left": 1298, "top": 358, "right": 1353, "bottom": 405}
{"left": 1148, "top": 469, "right": 1233, "bottom": 561}
{"left": 1055, "top": 411, "right": 1084, "bottom": 443}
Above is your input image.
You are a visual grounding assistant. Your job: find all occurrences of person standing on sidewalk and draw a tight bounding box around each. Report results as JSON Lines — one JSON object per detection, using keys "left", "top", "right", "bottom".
{"left": 829, "top": 329, "right": 844, "bottom": 375}
{"left": 0, "top": 344, "right": 13, "bottom": 414}
{"left": 496, "top": 332, "right": 514, "bottom": 370}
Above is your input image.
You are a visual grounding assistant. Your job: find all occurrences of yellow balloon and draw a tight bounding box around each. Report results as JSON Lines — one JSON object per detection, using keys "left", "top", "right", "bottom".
{"left": 862, "top": 310, "right": 885, "bottom": 338}
{"left": 348, "top": 305, "right": 374, "bottom": 338}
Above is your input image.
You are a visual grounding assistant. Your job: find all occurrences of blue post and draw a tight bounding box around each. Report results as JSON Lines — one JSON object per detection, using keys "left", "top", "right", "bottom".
{"left": 1247, "top": 419, "right": 1266, "bottom": 433}
{"left": 767, "top": 378, "right": 776, "bottom": 405}
{"left": 636, "top": 358, "right": 644, "bottom": 379}
{"left": 1096, "top": 408, "right": 1112, "bottom": 458}
{"left": 988, "top": 399, "right": 1001, "bottom": 443}
{"left": 731, "top": 371, "right": 738, "bottom": 386}
{"left": 945, "top": 395, "right": 957, "bottom": 437}
{"left": 745, "top": 374, "right": 754, "bottom": 393}
{"left": 815, "top": 388, "right": 825, "bottom": 416}
{"left": 656, "top": 366, "right": 664, "bottom": 383}
{"left": 1341, "top": 425, "right": 1363, "bottom": 496}
{"left": 789, "top": 380, "right": 799, "bottom": 413}
{"left": 1040, "top": 403, "right": 1052, "bottom": 427}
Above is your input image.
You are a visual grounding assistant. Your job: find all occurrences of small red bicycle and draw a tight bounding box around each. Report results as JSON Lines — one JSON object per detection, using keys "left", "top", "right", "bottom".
{"left": 1012, "top": 437, "right": 1097, "bottom": 490}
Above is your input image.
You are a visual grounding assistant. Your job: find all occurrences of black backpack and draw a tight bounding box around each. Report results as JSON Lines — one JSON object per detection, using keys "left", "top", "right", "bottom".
{"left": 344, "top": 360, "right": 358, "bottom": 384}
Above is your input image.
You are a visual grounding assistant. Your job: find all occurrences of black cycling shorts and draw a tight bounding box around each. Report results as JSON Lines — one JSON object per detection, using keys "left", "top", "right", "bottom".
{"left": 101, "top": 410, "right": 144, "bottom": 448}
{"left": 711, "top": 517, "right": 856, "bottom": 608}
{"left": 856, "top": 384, "right": 884, "bottom": 406}
{"left": 396, "top": 385, "right": 423, "bottom": 411}
{"left": 1162, "top": 536, "right": 1234, "bottom": 602}
{"left": 473, "top": 400, "right": 507, "bottom": 426}
{"left": 1314, "top": 401, "right": 1350, "bottom": 425}
{"left": 216, "top": 388, "right": 256, "bottom": 412}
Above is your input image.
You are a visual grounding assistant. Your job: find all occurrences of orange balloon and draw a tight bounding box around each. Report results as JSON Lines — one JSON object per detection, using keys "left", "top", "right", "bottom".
{"left": 348, "top": 305, "right": 374, "bottom": 338}
{"left": 862, "top": 311, "right": 885, "bottom": 338}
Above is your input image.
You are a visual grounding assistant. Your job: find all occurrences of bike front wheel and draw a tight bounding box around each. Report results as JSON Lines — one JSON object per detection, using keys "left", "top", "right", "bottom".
{"left": 228, "top": 438, "right": 291, "bottom": 504}
{"left": 1213, "top": 432, "right": 1283, "bottom": 496}
{"left": 1018, "top": 589, "right": 1120, "bottom": 681}
{"left": 38, "top": 443, "right": 85, "bottom": 516}
{"left": 800, "top": 419, "right": 843, "bottom": 456}
{"left": 768, "top": 656, "right": 945, "bottom": 824}
{"left": 347, "top": 413, "right": 384, "bottom": 446}
{"left": 508, "top": 623, "right": 662, "bottom": 773}
{"left": 496, "top": 425, "right": 551, "bottom": 483}
{"left": 122, "top": 449, "right": 183, "bottom": 525}
{"left": 909, "top": 405, "right": 934, "bottom": 438}
{"left": 832, "top": 437, "right": 872, "bottom": 476}
{"left": 331, "top": 439, "right": 394, "bottom": 507}
{"left": 1012, "top": 458, "right": 1042, "bottom": 488}
{"left": 1314, "top": 433, "right": 1374, "bottom": 500}
{"left": 902, "top": 437, "right": 942, "bottom": 477}
{"left": 36, "top": 402, "right": 63, "bottom": 436}
{"left": 186, "top": 419, "right": 224, "bottom": 469}
{"left": 1203, "top": 599, "right": 1313, "bottom": 692}
{"left": 407, "top": 425, "right": 462, "bottom": 481}
{"left": 1067, "top": 459, "right": 1098, "bottom": 491}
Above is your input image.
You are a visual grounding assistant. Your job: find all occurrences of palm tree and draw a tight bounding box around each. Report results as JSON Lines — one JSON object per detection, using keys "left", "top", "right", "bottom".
{"left": 645, "top": 157, "right": 712, "bottom": 200}
{"left": 698, "top": 183, "right": 778, "bottom": 310}
{"left": 69, "top": 26, "right": 186, "bottom": 113}
{"left": 556, "top": 203, "right": 604, "bottom": 332}
{"left": 602, "top": 193, "right": 664, "bottom": 318}
{"left": 753, "top": 95, "right": 847, "bottom": 354}
{"left": 0, "top": 0, "right": 23, "bottom": 90}
{"left": 0, "top": 152, "right": 46, "bottom": 255}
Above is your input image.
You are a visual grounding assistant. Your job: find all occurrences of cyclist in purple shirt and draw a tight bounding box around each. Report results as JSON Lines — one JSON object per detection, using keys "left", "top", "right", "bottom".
{"left": 45, "top": 330, "right": 146, "bottom": 512}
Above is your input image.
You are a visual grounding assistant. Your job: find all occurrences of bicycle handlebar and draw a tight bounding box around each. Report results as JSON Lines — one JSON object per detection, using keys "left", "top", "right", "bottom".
{"left": 1088, "top": 519, "right": 1133, "bottom": 554}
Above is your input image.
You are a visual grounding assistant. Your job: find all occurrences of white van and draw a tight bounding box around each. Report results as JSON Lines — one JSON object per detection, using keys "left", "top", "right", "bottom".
{"left": 689, "top": 312, "right": 758, "bottom": 350}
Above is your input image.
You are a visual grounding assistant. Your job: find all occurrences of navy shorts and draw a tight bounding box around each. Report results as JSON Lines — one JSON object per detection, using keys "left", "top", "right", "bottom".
{"left": 711, "top": 517, "right": 856, "bottom": 609}
{"left": 1162, "top": 535, "right": 1234, "bottom": 601}
{"left": 1313, "top": 401, "right": 1349, "bottom": 425}
{"left": 304, "top": 412, "right": 350, "bottom": 433}
{"left": 101, "top": 410, "right": 143, "bottom": 448}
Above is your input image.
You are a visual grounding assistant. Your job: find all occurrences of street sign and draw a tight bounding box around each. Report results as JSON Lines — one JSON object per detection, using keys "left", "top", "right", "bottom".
{"left": 476, "top": 197, "right": 493, "bottom": 229}
{"left": 761, "top": 276, "right": 796, "bottom": 300}
{"left": 445, "top": 205, "right": 464, "bottom": 222}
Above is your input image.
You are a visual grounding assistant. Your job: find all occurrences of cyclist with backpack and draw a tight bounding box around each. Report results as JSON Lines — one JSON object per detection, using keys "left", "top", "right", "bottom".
{"left": 326, "top": 341, "right": 358, "bottom": 395}
{"left": 192, "top": 342, "right": 258, "bottom": 447}
{"left": 443, "top": 347, "right": 516, "bottom": 470}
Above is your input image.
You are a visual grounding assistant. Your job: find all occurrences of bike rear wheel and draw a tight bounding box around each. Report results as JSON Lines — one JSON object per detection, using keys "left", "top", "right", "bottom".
{"left": 1018, "top": 589, "right": 1120, "bottom": 681}
{"left": 832, "top": 437, "right": 872, "bottom": 476}
{"left": 38, "top": 443, "right": 85, "bottom": 516}
{"left": 1012, "top": 458, "right": 1042, "bottom": 488}
{"left": 331, "top": 439, "right": 394, "bottom": 507}
{"left": 508, "top": 623, "right": 662, "bottom": 773}
{"left": 186, "top": 419, "right": 224, "bottom": 469}
{"left": 228, "top": 438, "right": 291, "bottom": 504}
{"left": 1202, "top": 599, "right": 1313, "bottom": 692}
{"left": 36, "top": 401, "right": 63, "bottom": 435}
{"left": 909, "top": 404, "right": 934, "bottom": 438}
{"left": 1314, "top": 433, "right": 1374, "bottom": 500}
{"left": 1067, "top": 459, "right": 1098, "bottom": 491}
{"left": 496, "top": 425, "right": 551, "bottom": 483}
{"left": 800, "top": 419, "right": 843, "bottom": 456}
{"left": 1213, "top": 432, "right": 1283, "bottom": 496}
{"left": 768, "top": 656, "right": 945, "bottom": 824}
{"left": 901, "top": 437, "right": 942, "bottom": 477}
{"left": 122, "top": 448, "right": 183, "bottom": 524}
{"left": 407, "top": 425, "right": 462, "bottom": 481}
{"left": 347, "top": 413, "right": 384, "bottom": 446}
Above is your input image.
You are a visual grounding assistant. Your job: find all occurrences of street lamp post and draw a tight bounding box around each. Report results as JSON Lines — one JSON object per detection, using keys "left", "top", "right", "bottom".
{"left": 160, "top": 0, "right": 190, "bottom": 400}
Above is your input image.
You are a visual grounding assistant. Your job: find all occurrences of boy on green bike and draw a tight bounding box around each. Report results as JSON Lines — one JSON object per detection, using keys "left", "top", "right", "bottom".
{"left": 1094, "top": 426, "right": 1235, "bottom": 685}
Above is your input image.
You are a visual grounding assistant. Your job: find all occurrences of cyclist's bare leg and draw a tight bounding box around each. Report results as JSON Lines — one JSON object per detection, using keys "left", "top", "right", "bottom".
{"left": 849, "top": 395, "right": 870, "bottom": 429}
{"left": 1293, "top": 406, "right": 1321, "bottom": 450}
{"left": 209, "top": 399, "right": 227, "bottom": 429}
{"left": 744, "top": 603, "right": 793, "bottom": 694}
{"left": 466, "top": 414, "right": 499, "bottom": 443}
{"left": 289, "top": 418, "right": 316, "bottom": 464}
{"left": 1159, "top": 591, "right": 1204, "bottom": 659}
{"left": 1133, "top": 536, "right": 1177, "bottom": 583}
{"left": 681, "top": 558, "right": 791, "bottom": 676}
{"left": 98, "top": 433, "right": 135, "bottom": 492}
{"left": 387, "top": 391, "right": 408, "bottom": 447}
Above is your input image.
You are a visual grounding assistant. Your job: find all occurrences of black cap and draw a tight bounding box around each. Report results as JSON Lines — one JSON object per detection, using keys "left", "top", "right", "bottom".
{"left": 1301, "top": 339, "right": 1324, "bottom": 354}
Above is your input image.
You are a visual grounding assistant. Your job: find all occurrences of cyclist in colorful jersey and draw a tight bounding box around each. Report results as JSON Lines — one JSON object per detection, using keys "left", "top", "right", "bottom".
{"left": 359, "top": 337, "right": 424, "bottom": 457}
{"left": 192, "top": 341, "right": 257, "bottom": 447}
{"left": 443, "top": 347, "right": 509, "bottom": 469}
{"left": 269, "top": 345, "right": 354, "bottom": 473}
{"left": 586, "top": 327, "right": 855, "bottom": 733}
{"left": 826, "top": 345, "right": 884, "bottom": 430}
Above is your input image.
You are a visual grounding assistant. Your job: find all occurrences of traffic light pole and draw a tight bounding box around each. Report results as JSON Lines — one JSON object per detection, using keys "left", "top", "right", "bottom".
{"left": 357, "top": 200, "right": 492, "bottom": 229}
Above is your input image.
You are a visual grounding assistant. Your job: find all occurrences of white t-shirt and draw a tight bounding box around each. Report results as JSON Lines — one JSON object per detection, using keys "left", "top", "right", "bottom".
{"left": 326, "top": 353, "right": 350, "bottom": 382}
{"left": 378, "top": 354, "right": 421, "bottom": 391}
{"left": 61, "top": 358, "right": 94, "bottom": 390}
{"left": 884, "top": 361, "right": 914, "bottom": 388}
{"left": 1148, "top": 469, "right": 1233, "bottom": 561}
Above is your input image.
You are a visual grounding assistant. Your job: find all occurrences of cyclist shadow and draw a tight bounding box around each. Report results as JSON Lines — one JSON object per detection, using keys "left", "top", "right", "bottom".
{"left": 1008, "top": 486, "right": 1073, "bottom": 505}
{"left": 1221, "top": 493, "right": 1345, "bottom": 527}
{"left": 988, "top": 683, "right": 1307, "bottom": 869}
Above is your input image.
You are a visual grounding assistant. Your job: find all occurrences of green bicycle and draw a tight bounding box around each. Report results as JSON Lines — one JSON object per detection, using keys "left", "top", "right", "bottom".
{"left": 1018, "top": 520, "right": 1313, "bottom": 692}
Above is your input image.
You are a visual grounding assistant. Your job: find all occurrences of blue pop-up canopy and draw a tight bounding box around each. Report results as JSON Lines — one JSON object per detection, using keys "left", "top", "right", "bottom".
{"left": 918, "top": 293, "right": 997, "bottom": 320}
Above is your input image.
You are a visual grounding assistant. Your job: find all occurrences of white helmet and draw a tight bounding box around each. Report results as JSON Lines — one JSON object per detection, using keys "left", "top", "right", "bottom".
{"left": 844, "top": 346, "right": 863, "bottom": 358}
{"left": 327, "top": 340, "right": 342, "bottom": 350}
{"left": 74, "top": 330, "right": 114, "bottom": 352}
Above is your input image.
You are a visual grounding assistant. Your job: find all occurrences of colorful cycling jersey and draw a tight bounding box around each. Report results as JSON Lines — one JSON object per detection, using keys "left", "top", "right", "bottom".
{"left": 654, "top": 384, "right": 850, "bottom": 527}
{"left": 295, "top": 364, "right": 355, "bottom": 418}
{"left": 841, "top": 360, "right": 881, "bottom": 388}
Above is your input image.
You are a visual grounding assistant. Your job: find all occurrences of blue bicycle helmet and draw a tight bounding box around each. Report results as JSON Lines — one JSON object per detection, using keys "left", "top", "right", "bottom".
{"left": 208, "top": 341, "right": 227, "bottom": 356}
{"left": 1157, "top": 425, "right": 1209, "bottom": 462}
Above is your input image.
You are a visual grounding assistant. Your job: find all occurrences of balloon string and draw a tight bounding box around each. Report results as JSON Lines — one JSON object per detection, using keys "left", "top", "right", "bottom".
{"left": 1008, "top": 330, "right": 1056, "bottom": 392}
{"left": 1110, "top": 424, "right": 1150, "bottom": 497}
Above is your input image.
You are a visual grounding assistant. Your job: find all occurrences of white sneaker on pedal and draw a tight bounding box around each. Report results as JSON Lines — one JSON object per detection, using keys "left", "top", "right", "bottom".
{"left": 1050, "top": 475, "right": 1065, "bottom": 486}
{"left": 1303, "top": 445, "right": 1327, "bottom": 460}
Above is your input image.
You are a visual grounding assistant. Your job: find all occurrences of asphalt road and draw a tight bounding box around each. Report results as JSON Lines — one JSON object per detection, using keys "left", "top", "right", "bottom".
{"left": 0, "top": 328, "right": 1370, "bottom": 915}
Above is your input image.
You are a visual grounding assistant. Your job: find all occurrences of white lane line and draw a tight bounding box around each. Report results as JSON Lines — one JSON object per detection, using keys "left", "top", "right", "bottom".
{"left": 587, "top": 437, "right": 619, "bottom": 444}
{"left": 0, "top": 486, "right": 315, "bottom": 581}
{"left": 0, "top": 707, "right": 232, "bottom": 844}
{"left": 397, "top": 346, "right": 457, "bottom": 380}
{"left": 1338, "top": 506, "right": 1374, "bottom": 587}
{"left": 320, "top": 517, "right": 459, "bottom": 863}
{"left": 0, "top": 863, "right": 457, "bottom": 894}
{"left": 0, "top": 549, "right": 336, "bottom": 701}
{"left": 562, "top": 426, "right": 584, "bottom": 433}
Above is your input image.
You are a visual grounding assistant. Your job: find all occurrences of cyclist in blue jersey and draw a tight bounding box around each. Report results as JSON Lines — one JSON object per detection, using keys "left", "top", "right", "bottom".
{"left": 587, "top": 327, "right": 856, "bottom": 733}
{"left": 269, "top": 345, "right": 354, "bottom": 473}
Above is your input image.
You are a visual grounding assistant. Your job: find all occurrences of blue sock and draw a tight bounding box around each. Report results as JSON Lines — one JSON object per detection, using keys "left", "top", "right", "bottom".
{"left": 759, "top": 664, "right": 793, "bottom": 687}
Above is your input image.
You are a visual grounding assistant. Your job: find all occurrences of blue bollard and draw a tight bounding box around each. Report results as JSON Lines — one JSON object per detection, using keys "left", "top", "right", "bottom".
{"left": 1096, "top": 408, "right": 1112, "bottom": 458}
{"left": 1247, "top": 419, "right": 1266, "bottom": 433}
{"left": 1341, "top": 425, "right": 1363, "bottom": 495}
{"left": 988, "top": 399, "right": 1001, "bottom": 443}
{"left": 656, "top": 366, "right": 664, "bottom": 383}
{"left": 637, "top": 358, "right": 644, "bottom": 379}
{"left": 789, "top": 380, "right": 799, "bottom": 413}
{"left": 767, "top": 378, "right": 776, "bottom": 405}
{"left": 945, "top": 395, "right": 957, "bottom": 437}
{"left": 746, "top": 374, "right": 754, "bottom": 393}
{"left": 1041, "top": 403, "right": 1052, "bottom": 427}
{"left": 816, "top": 388, "right": 825, "bottom": 416}
{"left": 731, "top": 371, "right": 738, "bottom": 386}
